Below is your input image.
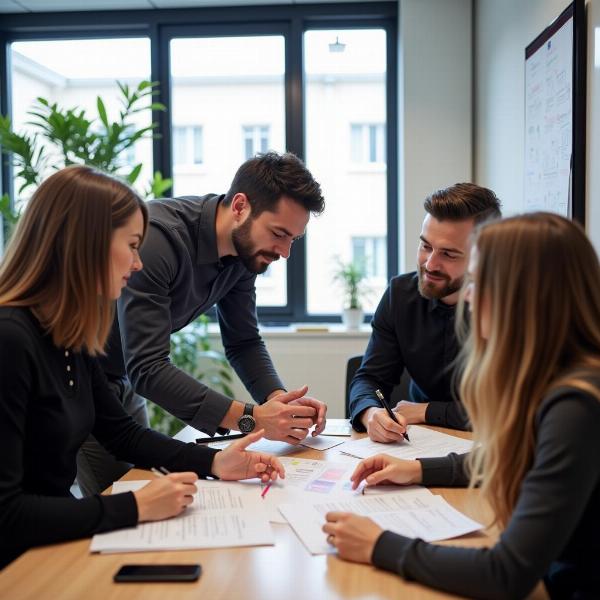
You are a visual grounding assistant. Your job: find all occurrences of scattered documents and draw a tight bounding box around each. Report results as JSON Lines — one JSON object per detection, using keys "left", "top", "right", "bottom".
{"left": 91, "top": 483, "right": 273, "bottom": 553}
{"left": 280, "top": 489, "right": 482, "bottom": 555}
{"left": 340, "top": 425, "right": 472, "bottom": 460}
{"left": 224, "top": 457, "right": 361, "bottom": 523}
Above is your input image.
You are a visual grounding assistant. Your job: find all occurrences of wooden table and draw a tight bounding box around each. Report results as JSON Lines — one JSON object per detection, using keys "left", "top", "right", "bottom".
{"left": 0, "top": 426, "right": 549, "bottom": 600}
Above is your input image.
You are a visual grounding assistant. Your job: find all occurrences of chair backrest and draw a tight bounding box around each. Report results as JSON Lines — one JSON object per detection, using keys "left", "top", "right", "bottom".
{"left": 345, "top": 354, "right": 411, "bottom": 418}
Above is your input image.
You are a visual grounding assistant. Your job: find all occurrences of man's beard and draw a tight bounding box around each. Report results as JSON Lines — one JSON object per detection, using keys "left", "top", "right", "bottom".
{"left": 417, "top": 264, "right": 463, "bottom": 300}
{"left": 231, "top": 217, "right": 280, "bottom": 274}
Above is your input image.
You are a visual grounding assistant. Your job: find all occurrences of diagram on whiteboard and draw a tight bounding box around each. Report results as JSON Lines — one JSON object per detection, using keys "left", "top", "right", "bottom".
{"left": 525, "top": 16, "right": 573, "bottom": 216}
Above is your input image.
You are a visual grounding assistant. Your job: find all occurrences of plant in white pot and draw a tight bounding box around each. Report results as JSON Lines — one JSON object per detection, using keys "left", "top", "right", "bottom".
{"left": 333, "top": 259, "right": 368, "bottom": 330}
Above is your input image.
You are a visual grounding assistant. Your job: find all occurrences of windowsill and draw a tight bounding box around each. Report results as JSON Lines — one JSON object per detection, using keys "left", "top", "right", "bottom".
{"left": 204, "top": 322, "right": 371, "bottom": 338}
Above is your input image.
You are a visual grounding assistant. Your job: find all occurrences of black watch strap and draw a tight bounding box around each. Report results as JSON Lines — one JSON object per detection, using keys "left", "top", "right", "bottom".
{"left": 243, "top": 403, "right": 254, "bottom": 417}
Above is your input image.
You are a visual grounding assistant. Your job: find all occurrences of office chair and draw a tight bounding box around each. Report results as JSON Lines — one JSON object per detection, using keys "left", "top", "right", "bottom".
{"left": 344, "top": 354, "right": 412, "bottom": 419}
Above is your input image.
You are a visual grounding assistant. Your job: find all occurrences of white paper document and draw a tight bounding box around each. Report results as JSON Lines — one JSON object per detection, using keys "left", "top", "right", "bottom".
{"left": 300, "top": 435, "right": 346, "bottom": 450}
{"left": 204, "top": 437, "right": 297, "bottom": 456}
{"left": 339, "top": 425, "right": 473, "bottom": 460}
{"left": 280, "top": 490, "right": 482, "bottom": 555}
{"left": 321, "top": 419, "right": 353, "bottom": 436}
{"left": 90, "top": 483, "right": 273, "bottom": 553}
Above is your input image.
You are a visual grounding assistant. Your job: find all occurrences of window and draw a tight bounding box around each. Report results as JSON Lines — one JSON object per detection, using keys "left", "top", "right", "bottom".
{"left": 173, "top": 126, "right": 203, "bottom": 166}
{"left": 352, "top": 236, "right": 386, "bottom": 278}
{"left": 243, "top": 125, "right": 270, "bottom": 159}
{"left": 1, "top": 5, "right": 397, "bottom": 321}
{"left": 169, "top": 35, "right": 286, "bottom": 307}
{"left": 350, "top": 123, "right": 386, "bottom": 164}
{"left": 305, "top": 29, "right": 390, "bottom": 315}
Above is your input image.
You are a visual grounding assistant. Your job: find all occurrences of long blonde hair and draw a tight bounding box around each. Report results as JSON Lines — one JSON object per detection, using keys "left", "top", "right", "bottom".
{"left": 0, "top": 165, "right": 147, "bottom": 355}
{"left": 457, "top": 212, "right": 600, "bottom": 527}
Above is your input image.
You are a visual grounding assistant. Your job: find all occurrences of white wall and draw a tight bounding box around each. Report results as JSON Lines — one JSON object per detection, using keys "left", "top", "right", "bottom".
{"left": 397, "top": 0, "right": 473, "bottom": 272}
{"left": 586, "top": 0, "right": 600, "bottom": 251}
{"left": 475, "top": 0, "right": 600, "bottom": 252}
{"left": 207, "top": 328, "right": 371, "bottom": 418}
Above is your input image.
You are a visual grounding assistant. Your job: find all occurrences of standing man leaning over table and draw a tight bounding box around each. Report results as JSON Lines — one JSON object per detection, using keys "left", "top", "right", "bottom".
{"left": 349, "top": 183, "right": 501, "bottom": 441}
{"left": 77, "top": 151, "right": 327, "bottom": 496}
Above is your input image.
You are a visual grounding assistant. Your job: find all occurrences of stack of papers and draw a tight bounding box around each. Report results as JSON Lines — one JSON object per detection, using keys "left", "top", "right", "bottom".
{"left": 90, "top": 483, "right": 273, "bottom": 553}
{"left": 339, "top": 425, "right": 473, "bottom": 460}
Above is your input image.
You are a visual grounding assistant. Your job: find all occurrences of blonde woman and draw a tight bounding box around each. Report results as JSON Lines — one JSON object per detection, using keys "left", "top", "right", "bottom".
{"left": 323, "top": 212, "right": 600, "bottom": 599}
{"left": 0, "top": 165, "right": 284, "bottom": 569}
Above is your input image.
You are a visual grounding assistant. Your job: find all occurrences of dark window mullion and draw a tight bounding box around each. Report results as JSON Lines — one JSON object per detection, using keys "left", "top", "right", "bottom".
{"left": 284, "top": 16, "right": 306, "bottom": 322}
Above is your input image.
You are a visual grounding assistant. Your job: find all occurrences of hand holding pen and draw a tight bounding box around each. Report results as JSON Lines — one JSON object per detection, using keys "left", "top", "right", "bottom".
{"left": 375, "top": 389, "right": 410, "bottom": 442}
{"left": 133, "top": 466, "right": 198, "bottom": 522}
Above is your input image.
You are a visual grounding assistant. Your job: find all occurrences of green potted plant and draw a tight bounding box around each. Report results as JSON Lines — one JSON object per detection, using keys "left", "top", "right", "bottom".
{"left": 0, "top": 79, "right": 172, "bottom": 238}
{"left": 333, "top": 258, "right": 368, "bottom": 330}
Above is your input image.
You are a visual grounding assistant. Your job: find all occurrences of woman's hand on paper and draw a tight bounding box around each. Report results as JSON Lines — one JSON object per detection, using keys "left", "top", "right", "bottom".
{"left": 322, "top": 512, "right": 383, "bottom": 564}
{"left": 211, "top": 429, "right": 286, "bottom": 482}
{"left": 350, "top": 454, "right": 423, "bottom": 490}
{"left": 134, "top": 472, "right": 198, "bottom": 522}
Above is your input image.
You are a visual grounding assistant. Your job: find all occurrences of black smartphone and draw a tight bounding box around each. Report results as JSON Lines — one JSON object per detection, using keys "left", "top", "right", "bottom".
{"left": 114, "top": 564, "right": 201, "bottom": 583}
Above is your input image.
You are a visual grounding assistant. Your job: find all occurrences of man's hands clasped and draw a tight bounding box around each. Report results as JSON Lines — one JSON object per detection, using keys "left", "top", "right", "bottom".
{"left": 254, "top": 385, "right": 327, "bottom": 444}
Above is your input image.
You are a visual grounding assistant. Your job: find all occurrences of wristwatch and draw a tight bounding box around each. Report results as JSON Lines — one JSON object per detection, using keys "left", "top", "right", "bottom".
{"left": 237, "top": 403, "right": 256, "bottom": 434}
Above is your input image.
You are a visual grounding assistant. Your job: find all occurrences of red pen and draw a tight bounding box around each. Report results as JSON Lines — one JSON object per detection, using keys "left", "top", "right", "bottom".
{"left": 260, "top": 483, "right": 272, "bottom": 498}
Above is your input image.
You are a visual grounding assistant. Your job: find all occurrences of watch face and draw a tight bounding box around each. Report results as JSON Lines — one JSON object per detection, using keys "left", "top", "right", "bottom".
{"left": 238, "top": 414, "right": 256, "bottom": 434}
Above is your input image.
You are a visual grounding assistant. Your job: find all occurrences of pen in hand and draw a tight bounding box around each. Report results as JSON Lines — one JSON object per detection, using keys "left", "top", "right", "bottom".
{"left": 375, "top": 389, "right": 410, "bottom": 442}
{"left": 151, "top": 466, "right": 171, "bottom": 477}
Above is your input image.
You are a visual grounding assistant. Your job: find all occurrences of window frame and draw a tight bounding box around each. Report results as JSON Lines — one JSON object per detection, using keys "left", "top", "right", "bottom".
{"left": 0, "top": 2, "right": 398, "bottom": 324}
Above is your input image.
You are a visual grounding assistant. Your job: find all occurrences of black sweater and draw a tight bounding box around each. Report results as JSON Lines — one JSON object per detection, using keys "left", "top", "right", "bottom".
{"left": 349, "top": 273, "right": 468, "bottom": 431}
{"left": 371, "top": 385, "right": 600, "bottom": 599}
{"left": 0, "top": 307, "right": 219, "bottom": 569}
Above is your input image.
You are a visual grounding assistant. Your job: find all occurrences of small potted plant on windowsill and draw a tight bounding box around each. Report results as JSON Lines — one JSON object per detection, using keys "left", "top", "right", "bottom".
{"left": 333, "top": 258, "right": 368, "bottom": 330}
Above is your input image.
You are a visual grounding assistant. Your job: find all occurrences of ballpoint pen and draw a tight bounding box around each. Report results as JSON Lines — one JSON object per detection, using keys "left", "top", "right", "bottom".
{"left": 151, "top": 466, "right": 171, "bottom": 477}
{"left": 375, "top": 388, "right": 410, "bottom": 442}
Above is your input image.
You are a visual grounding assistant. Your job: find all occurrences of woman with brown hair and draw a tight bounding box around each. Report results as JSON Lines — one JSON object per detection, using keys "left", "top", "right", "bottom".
{"left": 323, "top": 212, "right": 600, "bottom": 599}
{"left": 0, "top": 165, "right": 284, "bottom": 569}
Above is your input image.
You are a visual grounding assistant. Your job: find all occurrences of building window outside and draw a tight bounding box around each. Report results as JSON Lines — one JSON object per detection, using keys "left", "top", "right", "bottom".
{"left": 173, "top": 125, "right": 203, "bottom": 166}
{"left": 350, "top": 123, "right": 385, "bottom": 164}
{"left": 305, "top": 29, "right": 389, "bottom": 315}
{"left": 7, "top": 38, "right": 152, "bottom": 208}
{"left": 352, "top": 236, "right": 386, "bottom": 278}
{"left": 243, "top": 125, "right": 269, "bottom": 159}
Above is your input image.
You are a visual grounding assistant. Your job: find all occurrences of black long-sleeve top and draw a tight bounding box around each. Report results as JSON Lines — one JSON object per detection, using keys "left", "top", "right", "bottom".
{"left": 349, "top": 273, "right": 468, "bottom": 431}
{"left": 0, "top": 306, "right": 219, "bottom": 569}
{"left": 371, "top": 385, "right": 600, "bottom": 599}
{"left": 100, "top": 194, "right": 284, "bottom": 435}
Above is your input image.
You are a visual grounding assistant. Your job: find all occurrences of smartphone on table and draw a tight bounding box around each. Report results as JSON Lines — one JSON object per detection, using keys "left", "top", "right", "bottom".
{"left": 114, "top": 564, "right": 201, "bottom": 583}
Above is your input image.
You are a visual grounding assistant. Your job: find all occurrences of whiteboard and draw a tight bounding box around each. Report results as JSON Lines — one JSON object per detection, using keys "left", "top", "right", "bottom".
{"left": 524, "top": 8, "right": 574, "bottom": 216}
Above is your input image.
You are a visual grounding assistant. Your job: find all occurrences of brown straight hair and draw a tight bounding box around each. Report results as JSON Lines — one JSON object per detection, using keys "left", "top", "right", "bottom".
{"left": 456, "top": 212, "right": 600, "bottom": 527}
{"left": 0, "top": 165, "right": 147, "bottom": 355}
